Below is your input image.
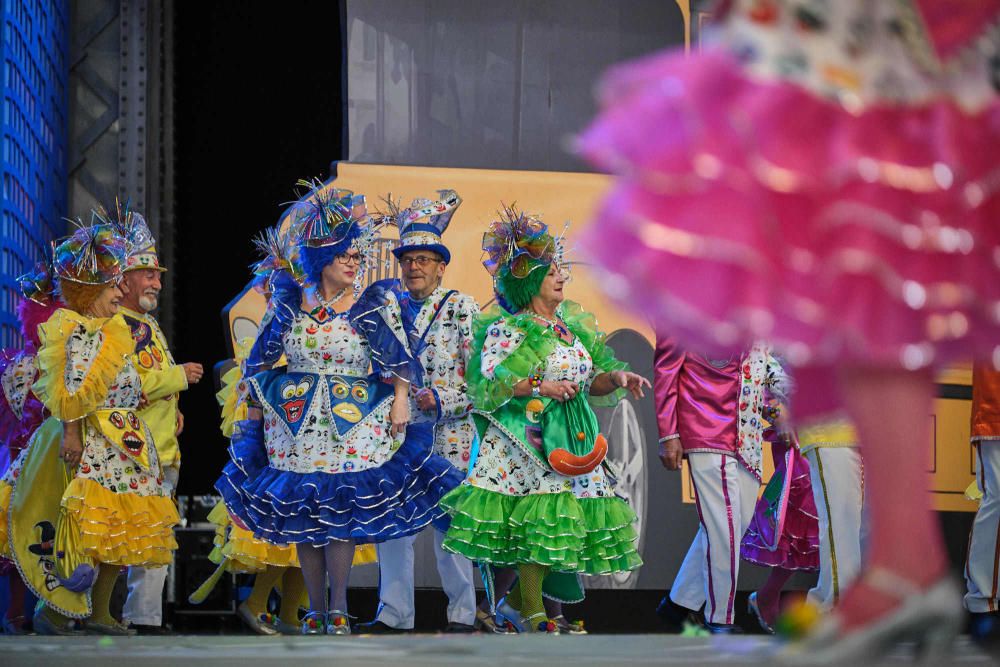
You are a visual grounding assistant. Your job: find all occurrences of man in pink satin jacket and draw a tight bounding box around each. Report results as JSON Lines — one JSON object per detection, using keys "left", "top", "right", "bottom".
{"left": 653, "top": 333, "right": 764, "bottom": 634}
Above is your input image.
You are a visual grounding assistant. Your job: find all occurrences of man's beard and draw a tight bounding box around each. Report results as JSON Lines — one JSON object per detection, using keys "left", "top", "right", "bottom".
{"left": 138, "top": 292, "right": 159, "bottom": 312}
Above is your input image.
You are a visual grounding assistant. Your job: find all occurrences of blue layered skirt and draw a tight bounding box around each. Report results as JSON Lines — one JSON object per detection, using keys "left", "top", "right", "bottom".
{"left": 216, "top": 367, "right": 462, "bottom": 545}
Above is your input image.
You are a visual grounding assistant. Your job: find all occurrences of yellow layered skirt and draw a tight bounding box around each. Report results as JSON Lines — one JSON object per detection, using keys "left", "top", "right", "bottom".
{"left": 61, "top": 476, "right": 178, "bottom": 567}
{"left": 207, "top": 502, "right": 377, "bottom": 571}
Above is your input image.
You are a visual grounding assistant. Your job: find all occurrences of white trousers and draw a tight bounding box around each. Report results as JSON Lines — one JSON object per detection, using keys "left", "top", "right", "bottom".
{"left": 966, "top": 443, "right": 1000, "bottom": 613}
{"left": 670, "top": 452, "right": 759, "bottom": 625}
{"left": 123, "top": 464, "right": 179, "bottom": 626}
{"left": 804, "top": 447, "right": 865, "bottom": 610}
{"left": 375, "top": 528, "right": 477, "bottom": 629}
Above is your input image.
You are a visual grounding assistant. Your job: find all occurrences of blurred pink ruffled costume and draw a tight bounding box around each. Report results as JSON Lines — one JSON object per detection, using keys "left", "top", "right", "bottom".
{"left": 579, "top": 0, "right": 1000, "bottom": 376}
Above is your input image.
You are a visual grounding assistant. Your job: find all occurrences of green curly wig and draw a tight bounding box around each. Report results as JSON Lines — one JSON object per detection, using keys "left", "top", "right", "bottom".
{"left": 496, "top": 264, "right": 548, "bottom": 311}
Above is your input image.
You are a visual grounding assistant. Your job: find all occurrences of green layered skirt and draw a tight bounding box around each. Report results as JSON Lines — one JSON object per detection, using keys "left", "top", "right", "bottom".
{"left": 440, "top": 423, "right": 641, "bottom": 576}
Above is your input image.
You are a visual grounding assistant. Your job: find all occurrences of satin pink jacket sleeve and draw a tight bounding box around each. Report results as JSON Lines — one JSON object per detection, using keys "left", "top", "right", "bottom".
{"left": 654, "top": 332, "right": 684, "bottom": 442}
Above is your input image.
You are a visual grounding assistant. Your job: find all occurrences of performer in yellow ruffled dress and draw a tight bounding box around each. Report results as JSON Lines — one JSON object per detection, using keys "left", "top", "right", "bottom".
{"left": 9, "top": 222, "right": 178, "bottom": 635}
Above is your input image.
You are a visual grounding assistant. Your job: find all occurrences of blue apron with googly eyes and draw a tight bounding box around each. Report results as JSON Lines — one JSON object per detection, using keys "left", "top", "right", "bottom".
{"left": 250, "top": 369, "right": 394, "bottom": 439}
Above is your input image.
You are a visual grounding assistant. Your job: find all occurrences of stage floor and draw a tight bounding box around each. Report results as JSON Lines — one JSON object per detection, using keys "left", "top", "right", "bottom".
{"left": 0, "top": 633, "right": 991, "bottom": 666}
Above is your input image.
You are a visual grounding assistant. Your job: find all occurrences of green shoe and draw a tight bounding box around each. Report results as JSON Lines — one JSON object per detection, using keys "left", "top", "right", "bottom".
{"left": 85, "top": 620, "right": 136, "bottom": 636}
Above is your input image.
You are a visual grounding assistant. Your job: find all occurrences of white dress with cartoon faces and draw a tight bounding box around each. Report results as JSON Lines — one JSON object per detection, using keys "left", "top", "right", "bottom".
{"left": 248, "top": 309, "right": 403, "bottom": 475}
{"left": 67, "top": 326, "right": 166, "bottom": 498}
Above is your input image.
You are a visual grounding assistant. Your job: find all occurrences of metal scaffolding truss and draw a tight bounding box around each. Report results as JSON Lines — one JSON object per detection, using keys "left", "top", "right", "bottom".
{"left": 67, "top": 0, "right": 175, "bottom": 339}
{"left": 68, "top": 0, "right": 120, "bottom": 213}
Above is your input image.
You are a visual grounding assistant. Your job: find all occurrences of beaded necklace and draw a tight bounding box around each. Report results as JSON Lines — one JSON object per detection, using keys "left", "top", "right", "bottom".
{"left": 527, "top": 310, "right": 571, "bottom": 340}
{"left": 315, "top": 287, "right": 348, "bottom": 319}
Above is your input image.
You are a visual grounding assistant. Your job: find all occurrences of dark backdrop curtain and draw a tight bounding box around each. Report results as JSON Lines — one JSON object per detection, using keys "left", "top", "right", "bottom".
{"left": 172, "top": 0, "right": 346, "bottom": 494}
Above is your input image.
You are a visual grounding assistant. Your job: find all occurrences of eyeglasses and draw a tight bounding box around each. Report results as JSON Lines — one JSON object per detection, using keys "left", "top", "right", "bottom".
{"left": 335, "top": 252, "right": 362, "bottom": 265}
{"left": 549, "top": 263, "right": 572, "bottom": 282}
{"left": 399, "top": 256, "right": 442, "bottom": 268}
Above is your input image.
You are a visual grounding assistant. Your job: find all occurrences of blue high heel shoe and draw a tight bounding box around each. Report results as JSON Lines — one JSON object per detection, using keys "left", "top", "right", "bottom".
{"left": 495, "top": 597, "right": 524, "bottom": 633}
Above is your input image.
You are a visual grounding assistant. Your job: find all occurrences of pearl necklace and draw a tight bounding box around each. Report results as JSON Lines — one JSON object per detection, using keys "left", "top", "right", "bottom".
{"left": 527, "top": 310, "right": 570, "bottom": 338}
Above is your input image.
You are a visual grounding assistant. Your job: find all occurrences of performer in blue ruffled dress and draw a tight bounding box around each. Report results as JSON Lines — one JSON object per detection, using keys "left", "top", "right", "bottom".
{"left": 217, "top": 181, "right": 462, "bottom": 635}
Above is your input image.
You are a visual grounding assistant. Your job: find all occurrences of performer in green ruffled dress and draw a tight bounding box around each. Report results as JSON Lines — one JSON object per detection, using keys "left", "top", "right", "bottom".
{"left": 441, "top": 207, "right": 647, "bottom": 633}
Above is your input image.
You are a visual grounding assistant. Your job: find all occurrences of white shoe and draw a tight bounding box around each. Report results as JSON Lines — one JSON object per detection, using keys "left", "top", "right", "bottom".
{"left": 236, "top": 602, "right": 279, "bottom": 636}
{"left": 778, "top": 570, "right": 961, "bottom": 664}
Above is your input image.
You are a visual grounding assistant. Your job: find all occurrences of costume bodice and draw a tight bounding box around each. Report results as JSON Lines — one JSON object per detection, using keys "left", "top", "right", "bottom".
{"left": 281, "top": 309, "right": 371, "bottom": 377}
{"left": 542, "top": 336, "right": 593, "bottom": 386}
{"left": 103, "top": 362, "right": 142, "bottom": 409}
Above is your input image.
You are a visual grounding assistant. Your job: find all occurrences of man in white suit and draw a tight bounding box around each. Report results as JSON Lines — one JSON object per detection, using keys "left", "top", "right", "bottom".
{"left": 358, "top": 190, "right": 480, "bottom": 633}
